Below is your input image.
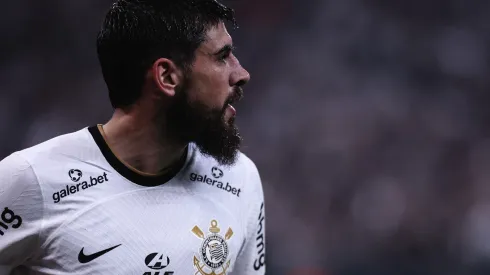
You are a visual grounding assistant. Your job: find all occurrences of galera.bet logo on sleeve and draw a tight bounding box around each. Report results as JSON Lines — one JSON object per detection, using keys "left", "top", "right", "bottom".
{"left": 52, "top": 169, "right": 110, "bottom": 203}
{"left": 69, "top": 169, "right": 83, "bottom": 182}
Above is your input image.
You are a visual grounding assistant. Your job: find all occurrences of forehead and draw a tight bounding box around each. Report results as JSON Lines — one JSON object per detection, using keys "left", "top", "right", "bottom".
{"left": 198, "top": 22, "right": 232, "bottom": 53}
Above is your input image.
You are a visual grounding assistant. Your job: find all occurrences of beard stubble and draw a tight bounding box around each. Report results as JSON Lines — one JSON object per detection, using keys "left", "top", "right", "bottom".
{"left": 166, "top": 79, "right": 242, "bottom": 166}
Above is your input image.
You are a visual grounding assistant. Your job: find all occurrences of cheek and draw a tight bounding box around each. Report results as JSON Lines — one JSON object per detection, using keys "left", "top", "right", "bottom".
{"left": 191, "top": 70, "right": 230, "bottom": 107}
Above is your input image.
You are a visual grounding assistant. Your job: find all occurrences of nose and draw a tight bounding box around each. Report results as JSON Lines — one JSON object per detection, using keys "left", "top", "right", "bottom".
{"left": 231, "top": 63, "right": 250, "bottom": 87}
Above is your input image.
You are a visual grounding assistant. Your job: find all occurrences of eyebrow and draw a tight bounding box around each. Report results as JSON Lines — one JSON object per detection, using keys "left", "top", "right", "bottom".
{"left": 212, "top": 44, "right": 235, "bottom": 56}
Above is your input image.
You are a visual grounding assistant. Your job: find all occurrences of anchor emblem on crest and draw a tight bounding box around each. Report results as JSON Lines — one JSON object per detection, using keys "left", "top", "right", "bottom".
{"left": 192, "top": 220, "right": 233, "bottom": 275}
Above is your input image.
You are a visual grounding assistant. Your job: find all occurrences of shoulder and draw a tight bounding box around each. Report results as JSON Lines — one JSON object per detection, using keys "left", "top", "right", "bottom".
{"left": 0, "top": 153, "right": 44, "bottom": 245}
{"left": 236, "top": 152, "right": 261, "bottom": 183}
{"left": 0, "top": 153, "right": 38, "bottom": 199}
{"left": 235, "top": 152, "right": 263, "bottom": 203}
{"left": 0, "top": 154, "right": 44, "bottom": 267}
{"left": 15, "top": 127, "right": 92, "bottom": 164}
{"left": 0, "top": 127, "right": 91, "bottom": 203}
{"left": 1, "top": 127, "right": 98, "bottom": 197}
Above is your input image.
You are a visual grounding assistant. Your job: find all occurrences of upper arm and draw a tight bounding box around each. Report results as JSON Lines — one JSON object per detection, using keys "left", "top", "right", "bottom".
{"left": 232, "top": 158, "right": 266, "bottom": 274}
{"left": 0, "top": 153, "right": 43, "bottom": 271}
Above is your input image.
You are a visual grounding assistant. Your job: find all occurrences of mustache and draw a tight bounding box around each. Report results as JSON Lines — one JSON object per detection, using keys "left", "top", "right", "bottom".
{"left": 226, "top": 87, "right": 244, "bottom": 106}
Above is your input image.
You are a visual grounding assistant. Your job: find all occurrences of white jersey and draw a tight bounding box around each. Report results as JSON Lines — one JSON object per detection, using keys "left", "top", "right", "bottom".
{"left": 0, "top": 125, "right": 266, "bottom": 275}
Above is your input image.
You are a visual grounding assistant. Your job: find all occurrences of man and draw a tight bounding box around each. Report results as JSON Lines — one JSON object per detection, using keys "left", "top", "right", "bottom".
{"left": 0, "top": 0, "right": 266, "bottom": 274}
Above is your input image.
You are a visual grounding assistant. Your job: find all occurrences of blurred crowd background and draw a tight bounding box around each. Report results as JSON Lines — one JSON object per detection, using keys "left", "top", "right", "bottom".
{"left": 2, "top": 0, "right": 490, "bottom": 274}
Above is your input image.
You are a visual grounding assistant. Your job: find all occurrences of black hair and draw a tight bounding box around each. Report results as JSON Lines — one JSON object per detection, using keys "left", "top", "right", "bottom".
{"left": 96, "top": 0, "right": 236, "bottom": 108}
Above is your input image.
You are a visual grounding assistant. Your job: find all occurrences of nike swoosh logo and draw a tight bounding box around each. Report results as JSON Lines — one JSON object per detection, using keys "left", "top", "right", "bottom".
{"left": 78, "top": 244, "right": 121, "bottom": 264}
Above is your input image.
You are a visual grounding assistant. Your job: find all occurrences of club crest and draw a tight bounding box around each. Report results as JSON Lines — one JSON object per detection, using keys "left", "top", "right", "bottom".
{"left": 191, "top": 220, "right": 233, "bottom": 275}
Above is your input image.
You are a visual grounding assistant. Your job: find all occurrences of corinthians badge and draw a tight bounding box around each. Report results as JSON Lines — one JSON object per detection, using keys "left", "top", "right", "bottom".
{"left": 192, "top": 220, "right": 233, "bottom": 275}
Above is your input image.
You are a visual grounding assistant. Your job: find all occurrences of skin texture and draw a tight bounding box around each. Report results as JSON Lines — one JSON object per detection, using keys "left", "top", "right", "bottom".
{"left": 102, "top": 22, "right": 250, "bottom": 175}
{"left": 190, "top": 22, "right": 249, "bottom": 122}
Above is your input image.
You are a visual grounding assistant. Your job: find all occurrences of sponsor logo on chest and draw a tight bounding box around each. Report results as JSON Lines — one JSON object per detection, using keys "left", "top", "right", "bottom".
{"left": 142, "top": 252, "right": 174, "bottom": 275}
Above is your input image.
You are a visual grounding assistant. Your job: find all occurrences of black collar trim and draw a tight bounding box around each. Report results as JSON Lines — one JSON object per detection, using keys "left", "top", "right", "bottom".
{"left": 88, "top": 125, "right": 190, "bottom": 187}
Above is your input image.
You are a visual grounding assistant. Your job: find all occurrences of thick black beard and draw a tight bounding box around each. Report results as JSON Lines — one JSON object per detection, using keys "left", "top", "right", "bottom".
{"left": 166, "top": 81, "right": 242, "bottom": 166}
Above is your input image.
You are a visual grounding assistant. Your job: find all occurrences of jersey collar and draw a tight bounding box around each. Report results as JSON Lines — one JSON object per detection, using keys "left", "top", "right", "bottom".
{"left": 88, "top": 125, "right": 190, "bottom": 187}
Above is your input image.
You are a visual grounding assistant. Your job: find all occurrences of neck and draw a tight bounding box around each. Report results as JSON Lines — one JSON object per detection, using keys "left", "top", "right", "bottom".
{"left": 101, "top": 107, "right": 187, "bottom": 175}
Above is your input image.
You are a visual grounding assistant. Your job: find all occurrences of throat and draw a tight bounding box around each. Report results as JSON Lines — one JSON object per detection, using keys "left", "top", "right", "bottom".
{"left": 126, "top": 147, "right": 188, "bottom": 176}
{"left": 97, "top": 124, "right": 188, "bottom": 177}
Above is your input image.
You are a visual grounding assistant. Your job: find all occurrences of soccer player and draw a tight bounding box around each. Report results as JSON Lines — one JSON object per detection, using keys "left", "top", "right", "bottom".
{"left": 0, "top": 0, "right": 266, "bottom": 274}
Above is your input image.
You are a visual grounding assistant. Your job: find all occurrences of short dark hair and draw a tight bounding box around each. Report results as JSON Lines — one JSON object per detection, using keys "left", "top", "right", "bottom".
{"left": 96, "top": 0, "right": 236, "bottom": 109}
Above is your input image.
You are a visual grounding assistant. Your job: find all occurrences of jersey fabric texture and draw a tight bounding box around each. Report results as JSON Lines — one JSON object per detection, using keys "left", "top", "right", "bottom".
{"left": 0, "top": 125, "right": 266, "bottom": 275}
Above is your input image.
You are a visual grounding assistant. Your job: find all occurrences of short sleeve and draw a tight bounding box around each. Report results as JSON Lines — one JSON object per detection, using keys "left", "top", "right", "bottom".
{"left": 0, "top": 153, "right": 43, "bottom": 273}
{"left": 232, "top": 158, "right": 266, "bottom": 274}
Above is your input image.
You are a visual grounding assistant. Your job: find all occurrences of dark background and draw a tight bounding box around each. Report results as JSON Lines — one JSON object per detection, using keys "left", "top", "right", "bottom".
{"left": 3, "top": 0, "right": 490, "bottom": 274}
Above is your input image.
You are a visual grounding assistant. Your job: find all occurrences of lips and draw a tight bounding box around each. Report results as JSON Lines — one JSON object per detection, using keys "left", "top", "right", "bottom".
{"left": 224, "top": 87, "right": 243, "bottom": 118}
{"left": 227, "top": 104, "right": 236, "bottom": 116}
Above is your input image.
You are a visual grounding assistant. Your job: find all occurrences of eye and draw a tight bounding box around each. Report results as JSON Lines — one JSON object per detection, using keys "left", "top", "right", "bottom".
{"left": 218, "top": 51, "right": 231, "bottom": 63}
{"left": 217, "top": 46, "right": 236, "bottom": 64}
